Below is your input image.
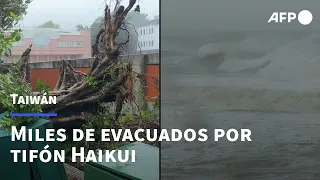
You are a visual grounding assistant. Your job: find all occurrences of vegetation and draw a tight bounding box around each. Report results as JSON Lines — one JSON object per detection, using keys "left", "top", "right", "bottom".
{"left": 37, "top": 20, "right": 60, "bottom": 28}
{"left": 1, "top": 0, "right": 159, "bottom": 131}
{"left": 61, "top": 101, "right": 159, "bottom": 170}
{"left": 75, "top": 24, "right": 89, "bottom": 31}
{"left": 34, "top": 0, "right": 148, "bottom": 127}
{"left": 90, "top": 8, "right": 149, "bottom": 54}
{"left": 0, "top": 0, "right": 32, "bottom": 31}
{"left": 0, "top": 11, "right": 24, "bottom": 114}
{"left": 0, "top": 1, "right": 159, "bottom": 178}
{"left": 0, "top": 12, "right": 22, "bottom": 64}
{"left": 0, "top": 8, "right": 24, "bottom": 111}
{"left": 0, "top": 60, "right": 44, "bottom": 130}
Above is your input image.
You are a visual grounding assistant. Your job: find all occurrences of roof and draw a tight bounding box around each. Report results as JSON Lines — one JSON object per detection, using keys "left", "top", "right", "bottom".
{"left": 8, "top": 28, "right": 82, "bottom": 46}
{"left": 21, "top": 28, "right": 80, "bottom": 38}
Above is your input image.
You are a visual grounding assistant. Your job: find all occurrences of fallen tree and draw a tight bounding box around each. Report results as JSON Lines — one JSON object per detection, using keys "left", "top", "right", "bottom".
{"left": 3, "top": 0, "right": 144, "bottom": 128}
{"left": 48, "top": 0, "right": 138, "bottom": 127}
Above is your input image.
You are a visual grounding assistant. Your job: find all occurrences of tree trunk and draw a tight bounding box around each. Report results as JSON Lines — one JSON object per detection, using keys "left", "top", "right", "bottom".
{"left": 18, "top": 0, "right": 138, "bottom": 128}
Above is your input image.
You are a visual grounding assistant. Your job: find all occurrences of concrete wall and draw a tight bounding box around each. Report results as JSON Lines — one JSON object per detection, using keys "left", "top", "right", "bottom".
{"left": 29, "top": 53, "right": 159, "bottom": 69}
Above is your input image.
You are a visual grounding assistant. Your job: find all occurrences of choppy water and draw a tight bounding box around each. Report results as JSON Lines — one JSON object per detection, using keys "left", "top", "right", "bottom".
{"left": 161, "top": 35, "right": 320, "bottom": 179}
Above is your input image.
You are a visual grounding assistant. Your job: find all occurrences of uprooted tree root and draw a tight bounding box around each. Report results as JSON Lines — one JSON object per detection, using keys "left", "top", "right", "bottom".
{"left": 0, "top": 0, "right": 159, "bottom": 176}
{"left": 11, "top": 0, "right": 142, "bottom": 128}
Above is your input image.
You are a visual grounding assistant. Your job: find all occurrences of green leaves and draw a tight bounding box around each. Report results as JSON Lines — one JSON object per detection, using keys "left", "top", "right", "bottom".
{"left": 0, "top": 30, "right": 19, "bottom": 58}
{"left": 9, "top": 11, "right": 21, "bottom": 22}
{"left": 4, "top": 48, "right": 12, "bottom": 57}
{"left": 9, "top": 12, "right": 15, "bottom": 17}
{"left": 37, "top": 20, "right": 60, "bottom": 29}
{"left": 1, "top": 0, "right": 30, "bottom": 30}
{"left": 10, "top": 29, "right": 22, "bottom": 42}
{"left": 86, "top": 74, "right": 98, "bottom": 87}
{"left": 0, "top": 72, "right": 42, "bottom": 130}
{"left": 0, "top": 13, "right": 22, "bottom": 60}
{"left": 35, "top": 78, "right": 51, "bottom": 95}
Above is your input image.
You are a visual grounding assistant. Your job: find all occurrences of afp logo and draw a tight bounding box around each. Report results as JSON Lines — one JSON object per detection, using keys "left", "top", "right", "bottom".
{"left": 268, "top": 10, "right": 313, "bottom": 25}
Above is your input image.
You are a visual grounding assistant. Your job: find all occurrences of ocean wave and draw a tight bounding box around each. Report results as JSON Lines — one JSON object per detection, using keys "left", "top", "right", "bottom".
{"left": 192, "top": 33, "right": 320, "bottom": 77}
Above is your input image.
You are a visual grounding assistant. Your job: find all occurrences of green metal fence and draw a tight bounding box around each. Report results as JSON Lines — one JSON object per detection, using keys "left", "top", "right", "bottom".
{"left": 0, "top": 114, "right": 67, "bottom": 180}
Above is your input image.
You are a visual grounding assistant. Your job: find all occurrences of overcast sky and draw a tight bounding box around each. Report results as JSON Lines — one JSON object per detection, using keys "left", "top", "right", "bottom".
{"left": 21, "top": 0, "right": 159, "bottom": 29}
{"left": 162, "top": 0, "right": 320, "bottom": 35}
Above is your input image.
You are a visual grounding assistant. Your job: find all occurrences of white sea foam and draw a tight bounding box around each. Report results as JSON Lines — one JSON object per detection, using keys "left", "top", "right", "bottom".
{"left": 195, "top": 34, "right": 320, "bottom": 79}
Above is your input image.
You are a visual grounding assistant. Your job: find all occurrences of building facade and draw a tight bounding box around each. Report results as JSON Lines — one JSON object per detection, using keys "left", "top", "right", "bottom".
{"left": 137, "top": 16, "right": 159, "bottom": 53}
{"left": 3, "top": 28, "right": 91, "bottom": 63}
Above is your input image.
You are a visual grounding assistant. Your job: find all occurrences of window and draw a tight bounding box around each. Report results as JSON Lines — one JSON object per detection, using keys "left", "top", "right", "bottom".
{"left": 58, "top": 41, "right": 83, "bottom": 47}
{"left": 151, "top": 40, "right": 154, "bottom": 46}
{"left": 140, "top": 29, "right": 142, "bottom": 35}
{"left": 152, "top": 28, "right": 154, "bottom": 33}
{"left": 77, "top": 42, "right": 83, "bottom": 47}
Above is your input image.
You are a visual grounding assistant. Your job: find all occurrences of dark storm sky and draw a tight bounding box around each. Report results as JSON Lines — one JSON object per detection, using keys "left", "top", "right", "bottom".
{"left": 161, "top": 0, "right": 320, "bottom": 35}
